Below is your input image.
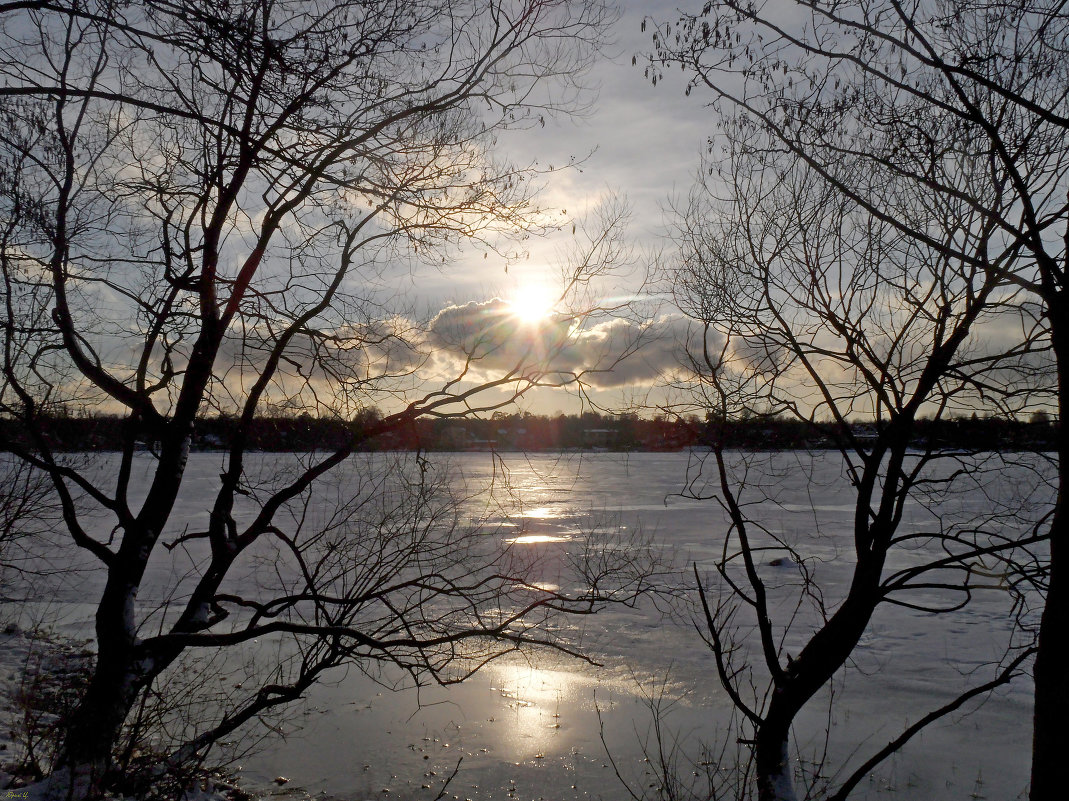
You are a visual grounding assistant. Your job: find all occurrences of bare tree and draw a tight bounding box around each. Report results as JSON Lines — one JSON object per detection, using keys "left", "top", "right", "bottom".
{"left": 658, "top": 124, "right": 1050, "bottom": 800}
{"left": 646, "top": 2, "right": 1067, "bottom": 798}
{"left": 0, "top": 1, "right": 654, "bottom": 796}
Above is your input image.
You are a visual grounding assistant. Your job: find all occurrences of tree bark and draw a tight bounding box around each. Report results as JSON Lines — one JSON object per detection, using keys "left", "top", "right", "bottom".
{"left": 59, "top": 524, "right": 174, "bottom": 796}
{"left": 60, "top": 604, "right": 143, "bottom": 795}
{"left": 1031, "top": 295, "right": 1069, "bottom": 801}
{"left": 61, "top": 655, "right": 140, "bottom": 794}
{"left": 754, "top": 710, "right": 797, "bottom": 801}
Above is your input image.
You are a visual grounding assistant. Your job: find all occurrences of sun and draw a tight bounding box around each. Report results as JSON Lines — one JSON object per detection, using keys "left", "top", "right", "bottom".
{"left": 508, "top": 285, "right": 556, "bottom": 324}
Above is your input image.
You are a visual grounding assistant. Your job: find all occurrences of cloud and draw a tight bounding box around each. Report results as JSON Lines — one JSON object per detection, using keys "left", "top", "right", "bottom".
{"left": 426, "top": 299, "right": 719, "bottom": 389}
{"left": 427, "top": 298, "right": 572, "bottom": 365}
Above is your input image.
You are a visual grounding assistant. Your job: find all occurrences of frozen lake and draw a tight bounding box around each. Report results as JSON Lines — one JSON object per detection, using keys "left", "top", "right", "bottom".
{"left": 3, "top": 450, "right": 1047, "bottom": 800}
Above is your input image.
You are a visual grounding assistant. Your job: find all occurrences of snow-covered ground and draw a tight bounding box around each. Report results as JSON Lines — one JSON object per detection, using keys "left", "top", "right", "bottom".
{"left": 1, "top": 451, "right": 1048, "bottom": 800}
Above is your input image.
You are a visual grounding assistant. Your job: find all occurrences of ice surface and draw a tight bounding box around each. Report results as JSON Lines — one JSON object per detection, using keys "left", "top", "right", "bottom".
{"left": 1, "top": 450, "right": 1045, "bottom": 800}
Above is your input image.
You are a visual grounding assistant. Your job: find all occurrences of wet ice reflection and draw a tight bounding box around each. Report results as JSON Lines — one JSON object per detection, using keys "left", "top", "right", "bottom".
{"left": 505, "top": 533, "right": 570, "bottom": 544}
{"left": 517, "top": 506, "right": 560, "bottom": 519}
{"left": 486, "top": 663, "right": 595, "bottom": 760}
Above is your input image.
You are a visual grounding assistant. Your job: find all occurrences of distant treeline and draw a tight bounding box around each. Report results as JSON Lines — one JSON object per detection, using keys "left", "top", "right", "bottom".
{"left": 0, "top": 411, "right": 1059, "bottom": 453}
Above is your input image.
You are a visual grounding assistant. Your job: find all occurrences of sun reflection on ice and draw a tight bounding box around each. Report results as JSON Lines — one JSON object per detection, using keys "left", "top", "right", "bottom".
{"left": 505, "top": 533, "right": 570, "bottom": 544}
{"left": 525, "top": 582, "right": 560, "bottom": 592}
{"left": 504, "top": 506, "right": 574, "bottom": 544}
{"left": 487, "top": 663, "right": 588, "bottom": 760}
{"left": 518, "top": 506, "right": 560, "bottom": 519}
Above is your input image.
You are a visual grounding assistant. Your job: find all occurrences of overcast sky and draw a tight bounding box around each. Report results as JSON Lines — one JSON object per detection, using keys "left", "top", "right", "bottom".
{"left": 419, "top": 1, "right": 702, "bottom": 303}
{"left": 407, "top": 1, "right": 707, "bottom": 415}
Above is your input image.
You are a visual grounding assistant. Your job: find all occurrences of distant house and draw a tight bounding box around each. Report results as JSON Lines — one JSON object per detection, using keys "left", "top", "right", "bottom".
{"left": 442, "top": 425, "right": 496, "bottom": 450}
{"left": 850, "top": 424, "right": 878, "bottom": 443}
{"left": 582, "top": 428, "right": 616, "bottom": 449}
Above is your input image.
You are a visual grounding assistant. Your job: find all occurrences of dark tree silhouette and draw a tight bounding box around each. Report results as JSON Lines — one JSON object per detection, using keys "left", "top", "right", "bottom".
{"left": 660, "top": 120, "right": 1050, "bottom": 800}
{"left": 648, "top": 2, "right": 1066, "bottom": 798}
{"left": 0, "top": 1, "right": 653, "bottom": 795}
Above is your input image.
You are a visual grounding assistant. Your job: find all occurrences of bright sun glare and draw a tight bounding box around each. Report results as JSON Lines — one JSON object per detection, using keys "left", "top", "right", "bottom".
{"left": 508, "top": 285, "right": 555, "bottom": 324}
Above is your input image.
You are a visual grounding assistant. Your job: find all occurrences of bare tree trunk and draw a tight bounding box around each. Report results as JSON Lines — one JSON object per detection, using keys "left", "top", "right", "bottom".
{"left": 754, "top": 579, "right": 882, "bottom": 801}
{"left": 61, "top": 657, "right": 139, "bottom": 792}
{"left": 60, "top": 591, "right": 143, "bottom": 793}
{"left": 59, "top": 522, "right": 174, "bottom": 794}
{"left": 1031, "top": 300, "right": 1069, "bottom": 801}
{"left": 754, "top": 713, "right": 796, "bottom": 801}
